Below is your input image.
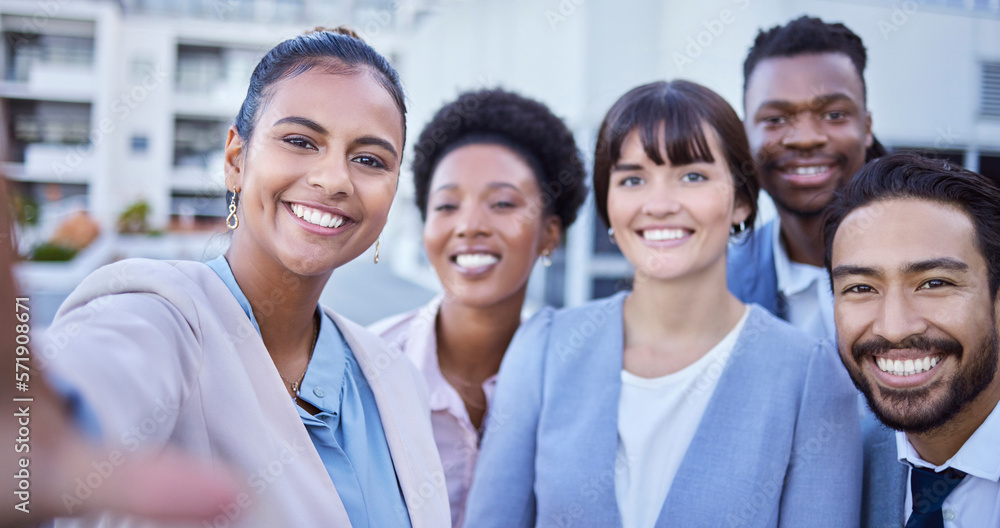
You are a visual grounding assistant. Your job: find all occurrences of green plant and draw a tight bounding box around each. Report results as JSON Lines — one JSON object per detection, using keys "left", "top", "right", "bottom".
{"left": 12, "top": 192, "right": 38, "bottom": 227}
{"left": 118, "top": 200, "right": 151, "bottom": 234}
{"left": 30, "top": 242, "right": 78, "bottom": 262}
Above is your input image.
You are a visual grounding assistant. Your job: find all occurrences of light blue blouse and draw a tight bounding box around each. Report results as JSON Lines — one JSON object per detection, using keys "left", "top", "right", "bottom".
{"left": 206, "top": 256, "right": 412, "bottom": 528}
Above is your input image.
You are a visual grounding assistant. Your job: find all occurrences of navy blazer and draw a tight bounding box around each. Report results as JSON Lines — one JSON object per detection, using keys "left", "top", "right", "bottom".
{"left": 465, "top": 292, "right": 862, "bottom": 527}
{"left": 862, "top": 409, "right": 907, "bottom": 528}
{"left": 728, "top": 220, "right": 788, "bottom": 320}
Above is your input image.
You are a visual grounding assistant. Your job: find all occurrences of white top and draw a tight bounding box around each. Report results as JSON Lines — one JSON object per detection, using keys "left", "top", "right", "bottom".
{"left": 772, "top": 215, "right": 836, "bottom": 340}
{"left": 897, "top": 399, "right": 1000, "bottom": 527}
{"left": 614, "top": 306, "right": 750, "bottom": 528}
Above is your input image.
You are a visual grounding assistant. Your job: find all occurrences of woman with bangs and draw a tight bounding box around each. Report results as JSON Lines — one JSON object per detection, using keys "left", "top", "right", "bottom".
{"left": 371, "top": 89, "right": 587, "bottom": 528}
{"left": 464, "top": 80, "right": 862, "bottom": 527}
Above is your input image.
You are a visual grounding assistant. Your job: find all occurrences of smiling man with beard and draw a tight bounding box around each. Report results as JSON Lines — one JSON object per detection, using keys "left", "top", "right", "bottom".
{"left": 825, "top": 153, "right": 1000, "bottom": 527}
{"left": 729, "top": 16, "right": 887, "bottom": 340}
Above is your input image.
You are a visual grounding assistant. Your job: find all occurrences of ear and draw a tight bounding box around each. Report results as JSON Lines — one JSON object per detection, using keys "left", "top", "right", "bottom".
{"left": 731, "top": 195, "right": 752, "bottom": 228}
{"left": 224, "top": 126, "right": 245, "bottom": 192}
{"left": 539, "top": 214, "right": 562, "bottom": 255}
{"left": 864, "top": 110, "right": 874, "bottom": 149}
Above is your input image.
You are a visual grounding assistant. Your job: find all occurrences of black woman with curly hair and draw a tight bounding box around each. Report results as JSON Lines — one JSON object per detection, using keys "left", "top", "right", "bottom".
{"left": 370, "top": 89, "right": 587, "bottom": 528}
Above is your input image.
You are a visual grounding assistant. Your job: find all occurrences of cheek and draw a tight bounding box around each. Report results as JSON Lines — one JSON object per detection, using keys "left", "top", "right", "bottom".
{"left": 422, "top": 219, "right": 449, "bottom": 258}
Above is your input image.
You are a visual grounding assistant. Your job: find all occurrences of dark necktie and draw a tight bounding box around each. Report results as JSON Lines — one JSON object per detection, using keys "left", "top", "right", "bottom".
{"left": 905, "top": 466, "right": 966, "bottom": 528}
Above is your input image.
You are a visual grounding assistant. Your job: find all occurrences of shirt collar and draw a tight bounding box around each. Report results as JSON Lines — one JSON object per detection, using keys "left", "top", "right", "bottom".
{"left": 771, "top": 215, "right": 828, "bottom": 297}
{"left": 405, "top": 295, "right": 498, "bottom": 413}
{"left": 205, "top": 255, "right": 345, "bottom": 415}
{"left": 896, "top": 399, "right": 1000, "bottom": 481}
{"left": 296, "top": 310, "right": 347, "bottom": 415}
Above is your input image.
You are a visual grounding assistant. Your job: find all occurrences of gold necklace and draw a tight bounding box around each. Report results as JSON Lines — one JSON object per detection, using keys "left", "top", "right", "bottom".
{"left": 280, "top": 312, "right": 319, "bottom": 401}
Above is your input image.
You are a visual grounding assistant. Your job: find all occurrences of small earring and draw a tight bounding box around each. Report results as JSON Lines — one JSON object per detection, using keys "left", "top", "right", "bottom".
{"left": 730, "top": 221, "right": 747, "bottom": 236}
{"left": 608, "top": 227, "right": 616, "bottom": 245}
{"left": 226, "top": 190, "right": 239, "bottom": 230}
{"left": 540, "top": 249, "right": 553, "bottom": 268}
{"left": 373, "top": 238, "right": 380, "bottom": 264}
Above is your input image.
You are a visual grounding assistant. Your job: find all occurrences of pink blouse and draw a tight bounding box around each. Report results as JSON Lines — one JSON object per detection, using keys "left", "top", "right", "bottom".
{"left": 370, "top": 296, "right": 497, "bottom": 528}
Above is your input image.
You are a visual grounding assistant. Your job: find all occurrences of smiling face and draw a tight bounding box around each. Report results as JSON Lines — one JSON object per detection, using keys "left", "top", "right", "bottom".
{"left": 831, "top": 198, "right": 1000, "bottom": 434}
{"left": 744, "top": 52, "right": 872, "bottom": 216}
{"left": 224, "top": 67, "right": 404, "bottom": 278}
{"left": 423, "top": 143, "right": 560, "bottom": 308}
{"left": 606, "top": 125, "right": 750, "bottom": 282}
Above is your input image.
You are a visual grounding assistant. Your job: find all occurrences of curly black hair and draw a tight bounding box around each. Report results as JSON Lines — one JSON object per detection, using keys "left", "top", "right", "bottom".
{"left": 410, "top": 89, "right": 587, "bottom": 230}
{"left": 744, "top": 16, "right": 868, "bottom": 99}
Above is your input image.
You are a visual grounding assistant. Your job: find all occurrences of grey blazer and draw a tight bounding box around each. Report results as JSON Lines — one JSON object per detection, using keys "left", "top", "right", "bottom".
{"left": 862, "top": 409, "right": 907, "bottom": 527}
{"left": 465, "top": 292, "right": 862, "bottom": 527}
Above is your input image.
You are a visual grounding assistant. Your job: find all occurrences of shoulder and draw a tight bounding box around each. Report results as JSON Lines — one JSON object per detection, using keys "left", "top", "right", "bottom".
{"left": 547, "top": 291, "right": 625, "bottom": 336}
{"left": 738, "top": 305, "right": 842, "bottom": 380}
{"left": 57, "top": 258, "right": 224, "bottom": 321}
{"left": 329, "top": 308, "right": 423, "bottom": 385}
{"left": 367, "top": 297, "right": 440, "bottom": 352}
{"left": 728, "top": 220, "right": 775, "bottom": 265}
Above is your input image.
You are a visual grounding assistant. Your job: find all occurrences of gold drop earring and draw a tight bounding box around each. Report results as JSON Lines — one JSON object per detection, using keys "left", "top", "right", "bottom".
{"left": 373, "top": 238, "right": 380, "bottom": 264}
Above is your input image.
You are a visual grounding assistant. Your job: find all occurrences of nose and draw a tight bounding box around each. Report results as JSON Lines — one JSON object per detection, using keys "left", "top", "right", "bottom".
{"left": 871, "top": 289, "right": 929, "bottom": 345}
{"left": 781, "top": 113, "right": 828, "bottom": 152}
{"left": 641, "top": 183, "right": 682, "bottom": 218}
{"left": 455, "top": 202, "right": 492, "bottom": 239}
{"left": 307, "top": 158, "right": 354, "bottom": 197}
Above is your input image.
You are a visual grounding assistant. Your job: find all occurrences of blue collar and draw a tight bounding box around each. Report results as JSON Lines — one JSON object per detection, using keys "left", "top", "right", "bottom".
{"left": 205, "top": 256, "right": 347, "bottom": 415}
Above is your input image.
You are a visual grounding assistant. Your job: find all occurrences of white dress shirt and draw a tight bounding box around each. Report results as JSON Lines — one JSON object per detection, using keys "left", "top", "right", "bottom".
{"left": 614, "top": 306, "right": 749, "bottom": 528}
{"left": 772, "top": 216, "right": 836, "bottom": 340}
{"left": 897, "top": 399, "right": 1000, "bottom": 527}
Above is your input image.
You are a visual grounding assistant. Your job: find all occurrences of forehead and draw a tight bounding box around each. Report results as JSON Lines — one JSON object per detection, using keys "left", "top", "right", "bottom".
{"left": 259, "top": 68, "right": 403, "bottom": 148}
{"left": 744, "top": 52, "right": 865, "bottom": 109}
{"left": 431, "top": 143, "right": 540, "bottom": 191}
{"left": 832, "top": 198, "right": 984, "bottom": 274}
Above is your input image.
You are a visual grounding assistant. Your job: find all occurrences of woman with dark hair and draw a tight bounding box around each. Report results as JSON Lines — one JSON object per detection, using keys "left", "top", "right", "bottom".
{"left": 370, "top": 89, "right": 587, "bottom": 528}
{"left": 464, "top": 80, "right": 862, "bottom": 527}
{"left": 41, "top": 28, "right": 448, "bottom": 528}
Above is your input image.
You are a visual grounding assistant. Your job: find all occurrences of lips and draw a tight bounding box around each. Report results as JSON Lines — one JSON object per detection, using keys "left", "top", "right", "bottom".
{"left": 449, "top": 248, "right": 501, "bottom": 276}
{"left": 291, "top": 203, "right": 346, "bottom": 228}
{"left": 767, "top": 155, "right": 844, "bottom": 188}
{"left": 875, "top": 355, "right": 940, "bottom": 377}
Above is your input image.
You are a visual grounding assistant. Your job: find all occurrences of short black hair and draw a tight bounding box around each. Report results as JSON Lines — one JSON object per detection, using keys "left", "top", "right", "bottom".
{"left": 744, "top": 16, "right": 868, "bottom": 100}
{"left": 593, "top": 80, "right": 758, "bottom": 232}
{"left": 411, "top": 89, "right": 587, "bottom": 230}
{"left": 824, "top": 152, "right": 1000, "bottom": 298}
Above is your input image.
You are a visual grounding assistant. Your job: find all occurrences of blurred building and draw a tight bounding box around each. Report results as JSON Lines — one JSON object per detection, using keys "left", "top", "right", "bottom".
{"left": 394, "top": 0, "right": 1000, "bottom": 307}
{"left": 3, "top": 0, "right": 999, "bottom": 324}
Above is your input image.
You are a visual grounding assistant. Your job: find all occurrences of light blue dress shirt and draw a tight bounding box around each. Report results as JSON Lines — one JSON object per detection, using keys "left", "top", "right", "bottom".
{"left": 206, "top": 256, "right": 413, "bottom": 528}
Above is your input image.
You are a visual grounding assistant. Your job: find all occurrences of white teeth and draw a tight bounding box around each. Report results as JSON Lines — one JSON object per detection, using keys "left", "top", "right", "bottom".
{"left": 789, "top": 165, "right": 831, "bottom": 176}
{"left": 642, "top": 228, "right": 686, "bottom": 241}
{"left": 455, "top": 253, "right": 499, "bottom": 269}
{"left": 875, "top": 355, "right": 940, "bottom": 377}
{"left": 292, "top": 204, "right": 344, "bottom": 229}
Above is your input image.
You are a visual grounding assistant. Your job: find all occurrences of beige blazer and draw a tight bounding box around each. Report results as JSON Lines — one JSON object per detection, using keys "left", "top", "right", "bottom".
{"left": 44, "top": 258, "right": 450, "bottom": 528}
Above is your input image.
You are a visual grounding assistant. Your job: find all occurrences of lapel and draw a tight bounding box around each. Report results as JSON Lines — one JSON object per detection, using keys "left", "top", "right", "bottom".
{"left": 329, "top": 309, "right": 448, "bottom": 528}
{"left": 216, "top": 291, "right": 351, "bottom": 525}
{"left": 548, "top": 293, "right": 627, "bottom": 526}
{"left": 863, "top": 422, "right": 907, "bottom": 528}
{"left": 655, "top": 307, "right": 783, "bottom": 526}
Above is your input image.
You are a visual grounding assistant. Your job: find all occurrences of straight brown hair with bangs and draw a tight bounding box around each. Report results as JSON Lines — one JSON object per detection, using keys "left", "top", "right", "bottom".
{"left": 592, "top": 80, "right": 759, "bottom": 232}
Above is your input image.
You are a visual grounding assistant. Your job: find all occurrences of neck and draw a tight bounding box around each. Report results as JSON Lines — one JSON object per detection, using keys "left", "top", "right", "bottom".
{"left": 225, "top": 240, "right": 329, "bottom": 363}
{"left": 776, "top": 209, "right": 826, "bottom": 267}
{"left": 626, "top": 257, "right": 745, "bottom": 346}
{"left": 907, "top": 379, "right": 1000, "bottom": 466}
{"left": 435, "top": 288, "right": 526, "bottom": 383}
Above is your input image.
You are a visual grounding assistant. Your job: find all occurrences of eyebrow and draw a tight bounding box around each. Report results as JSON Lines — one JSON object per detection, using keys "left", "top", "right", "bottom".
{"left": 831, "top": 258, "right": 970, "bottom": 282}
{"left": 831, "top": 265, "right": 882, "bottom": 282}
{"left": 355, "top": 136, "right": 399, "bottom": 162}
{"left": 756, "top": 93, "right": 856, "bottom": 112}
{"left": 903, "top": 258, "right": 969, "bottom": 275}
{"left": 612, "top": 163, "right": 644, "bottom": 172}
{"left": 432, "top": 182, "right": 523, "bottom": 193}
{"left": 273, "top": 116, "right": 328, "bottom": 135}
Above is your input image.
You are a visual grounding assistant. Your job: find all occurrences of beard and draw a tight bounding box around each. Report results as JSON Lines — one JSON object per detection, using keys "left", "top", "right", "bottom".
{"left": 846, "top": 329, "right": 999, "bottom": 435}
